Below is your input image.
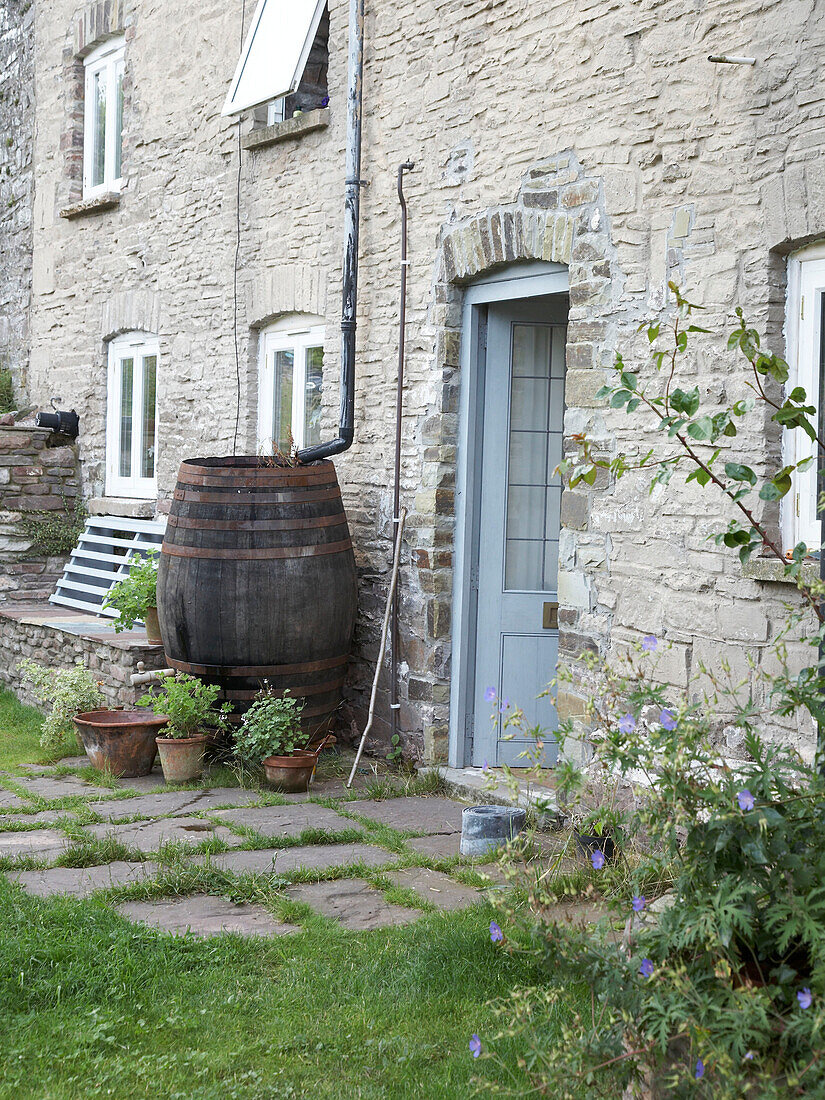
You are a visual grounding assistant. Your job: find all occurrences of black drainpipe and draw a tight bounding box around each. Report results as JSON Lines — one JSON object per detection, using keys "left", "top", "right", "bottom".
{"left": 297, "top": 0, "right": 365, "bottom": 464}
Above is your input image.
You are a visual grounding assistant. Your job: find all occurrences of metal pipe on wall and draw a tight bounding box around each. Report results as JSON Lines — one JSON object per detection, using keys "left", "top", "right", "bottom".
{"left": 297, "top": 0, "right": 366, "bottom": 464}
{"left": 390, "top": 161, "right": 415, "bottom": 745}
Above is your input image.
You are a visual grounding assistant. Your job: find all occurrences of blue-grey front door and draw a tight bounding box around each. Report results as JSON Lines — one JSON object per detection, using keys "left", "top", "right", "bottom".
{"left": 472, "top": 296, "right": 567, "bottom": 766}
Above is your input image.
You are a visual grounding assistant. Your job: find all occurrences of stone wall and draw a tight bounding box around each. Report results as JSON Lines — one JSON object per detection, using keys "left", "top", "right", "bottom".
{"left": 24, "top": 0, "right": 825, "bottom": 762}
{"left": 0, "top": 426, "right": 81, "bottom": 603}
{"left": 0, "top": 0, "right": 34, "bottom": 395}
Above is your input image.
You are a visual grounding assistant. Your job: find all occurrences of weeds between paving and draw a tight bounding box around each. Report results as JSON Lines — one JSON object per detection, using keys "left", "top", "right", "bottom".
{"left": 0, "top": 686, "right": 579, "bottom": 1098}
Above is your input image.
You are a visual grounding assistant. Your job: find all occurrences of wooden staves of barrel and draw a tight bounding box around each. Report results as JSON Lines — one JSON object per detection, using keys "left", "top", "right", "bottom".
{"left": 157, "top": 457, "right": 358, "bottom": 739}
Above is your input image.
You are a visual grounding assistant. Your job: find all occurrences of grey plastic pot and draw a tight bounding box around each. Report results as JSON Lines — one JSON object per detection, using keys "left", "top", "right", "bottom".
{"left": 460, "top": 804, "right": 527, "bottom": 857}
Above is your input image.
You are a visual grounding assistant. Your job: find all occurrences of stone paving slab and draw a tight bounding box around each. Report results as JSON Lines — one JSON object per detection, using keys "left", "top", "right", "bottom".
{"left": 94, "top": 792, "right": 205, "bottom": 821}
{"left": 0, "top": 828, "right": 70, "bottom": 859}
{"left": 287, "top": 878, "right": 421, "bottom": 930}
{"left": 387, "top": 867, "right": 485, "bottom": 911}
{"left": 184, "top": 788, "right": 262, "bottom": 812}
{"left": 405, "top": 833, "right": 462, "bottom": 858}
{"left": 83, "top": 816, "right": 244, "bottom": 853}
{"left": 344, "top": 797, "right": 466, "bottom": 835}
{"left": 10, "top": 774, "right": 103, "bottom": 800}
{"left": 210, "top": 803, "right": 354, "bottom": 838}
{"left": 0, "top": 810, "right": 80, "bottom": 826}
{"left": 199, "top": 842, "right": 396, "bottom": 877}
{"left": 117, "top": 895, "right": 298, "bottom": 937}
{"left": 11, "top": 860, "right": 161, "bottom": 898}
{"left": 110, "top": 770, "right": 165, "bottom": 793}
{"left": 0, "top": 790, "right": 30, "bottom": 811}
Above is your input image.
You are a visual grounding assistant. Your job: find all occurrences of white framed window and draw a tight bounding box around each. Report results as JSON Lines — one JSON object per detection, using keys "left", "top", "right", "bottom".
{"left": 83, "top": 37, "right": 125, "bottom": 198}
{"left": 106, "top": 333, "right": 159, "bottom": 499}
{"left": 784, "top": 244, "right": 825, "bottom": 553}
{"left": 266, "top": 98, "right": 286, "bottom": 125}
{"left": 257, "top": 316, "right": 325, "bottom": 454}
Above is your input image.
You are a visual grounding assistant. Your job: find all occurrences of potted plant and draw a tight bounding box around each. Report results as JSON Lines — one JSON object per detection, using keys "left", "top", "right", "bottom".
{"left": 19, "top": 658, "right": 166, "bottom": 776}
{"left": 233, "top": 690, "right": 328, "bottom": 792}
{"left": 138, "top": 671, "right": 231, "bottom": 783}
{"left": 102, "top": 549, "right": 163, "bottom": 645}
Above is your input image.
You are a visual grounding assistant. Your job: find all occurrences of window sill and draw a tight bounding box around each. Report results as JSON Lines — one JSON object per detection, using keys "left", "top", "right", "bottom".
{"left": 242, "top": 107, "right": 329, "bottom": 151}
{"left": 88, "top": 497, "right": 157, "bottom": 519}
{"left": 59, "top": 192, "right": 121, "bottom": 220}
{"left": 741, "top": 557, "right": 820, "bottom": 586}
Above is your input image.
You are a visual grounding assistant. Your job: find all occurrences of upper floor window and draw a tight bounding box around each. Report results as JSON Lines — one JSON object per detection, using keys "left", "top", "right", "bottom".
{"left": 785, "top": 245, "right": 825, "bottom": 553}
{"left": 257, "top": 317, "right": 324, "bottom": 456}
{"left": 106, "top": 333, "right": 158, "bottom": 499}
{"left": 83, "top": 37, "right": 125, "bottom": 198}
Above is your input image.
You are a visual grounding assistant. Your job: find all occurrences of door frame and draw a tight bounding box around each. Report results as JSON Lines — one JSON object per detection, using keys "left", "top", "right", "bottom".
{"left": 448, "top": 261, "right": 570, "bottom": 768}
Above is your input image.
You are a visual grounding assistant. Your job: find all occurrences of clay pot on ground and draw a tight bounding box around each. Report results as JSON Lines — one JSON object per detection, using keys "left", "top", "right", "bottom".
{"left": 574, "top": 829, "right": 618, "bottom": 865}
{"left": 74, "top": 710, "right": 168, "bottom": 777}
{"left": 262, "top": 736, "right": 332, "bottom": 794}
{"left": 143, "top": 607, "right": 163, "bottom": 646}
{"left": 156, "top": 734, "right": 208, "bottom": 783}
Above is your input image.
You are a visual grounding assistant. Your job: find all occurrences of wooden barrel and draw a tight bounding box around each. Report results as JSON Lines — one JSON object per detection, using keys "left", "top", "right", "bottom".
{"left": 157, "top": 457, "right": 358, "bottom": 738}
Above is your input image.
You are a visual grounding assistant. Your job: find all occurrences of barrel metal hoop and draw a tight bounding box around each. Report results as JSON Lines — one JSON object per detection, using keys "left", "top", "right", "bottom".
{"left": 166, "top": 512, "right": 347, "bottom": 533}
{"left": 161, "top": 538, "right": 353, "bottom": 560}
{"left": 215, "top": 676, "right": 346, "bottom": 700}
{"left": 176, "top": 468, "right": 336, "bottom": 489}
{"left": 166, "top": 654, "right": 350, "bottom": 677}
{"left": 172, "top": 487, "right": 342, "bottom": 505}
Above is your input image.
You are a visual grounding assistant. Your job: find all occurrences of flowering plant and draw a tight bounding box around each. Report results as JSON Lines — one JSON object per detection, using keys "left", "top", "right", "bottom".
{"left": 102, "top": 550, "right": 159, "bottom": 633}
{"left": 137, "top": 671, "right": 230, "bottom": 739}
{"left": 19, "top": 659, "right": 104, "bottom": 754}
{"left": 232, "top": 690, "right": 304, "bottom": 768}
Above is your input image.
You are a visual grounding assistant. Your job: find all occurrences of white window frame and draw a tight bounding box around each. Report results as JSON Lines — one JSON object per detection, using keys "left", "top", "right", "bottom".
{"left": 83, "top": 37, "right": 125, "bottom": 199}
{"left": 784, "top": 244, "right": 825, "bottom": 553}
{"left": 257, "top": 316, "right": 325, "bottom": 454}
{"left": 267, "top": 98, "right": 286, "bottom": 126}
{"left": 106, "top": 332, "right": 159, "bottom": 500}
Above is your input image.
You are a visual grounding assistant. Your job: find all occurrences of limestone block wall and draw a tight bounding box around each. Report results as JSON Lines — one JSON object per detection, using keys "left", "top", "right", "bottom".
{"left": 0, "top": 427, "right": 81, "bottom": 603}
{"left": 25, "top": 0, "right": 825, "bottom": 761}
{"left": 0, "top": 0, "right": 34, "bottom": 394}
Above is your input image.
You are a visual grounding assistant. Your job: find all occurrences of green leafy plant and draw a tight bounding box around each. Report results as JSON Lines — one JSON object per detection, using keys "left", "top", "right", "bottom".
{"left": 0, "top": 366, "right": 14, "bottom": 413}
{"left": 102, "top": 550, "right": 159, "bottom": 632}
{"left": 233, "top": 690, "right": 305, "bottom": 767}
{"left": 137, "top": 671, "right": 230, "bottom": 739}
{"left": 21, "top": 496, "right": 87, "bottom": 558}
{"left": 18, "top": 659, "right": 104, "bottom": 754}
{"left": 387, "top": 732, "right": 403, "bottom": 766}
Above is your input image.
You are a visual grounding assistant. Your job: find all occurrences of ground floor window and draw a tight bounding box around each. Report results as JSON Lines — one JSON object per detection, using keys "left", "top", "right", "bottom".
{"left": 785, "top": 246, "right": 825, "bottom": 553}
{"left": 257, "top": 318, "right": 324, "bottom": 455}
{"left": 106, "top": 332, "right": 158, "bottom": 498}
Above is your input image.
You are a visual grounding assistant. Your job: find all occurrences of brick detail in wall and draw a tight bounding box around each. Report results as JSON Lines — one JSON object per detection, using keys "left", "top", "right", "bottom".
{"left": 0, "top": 428, "right": 82, "bottom": 604}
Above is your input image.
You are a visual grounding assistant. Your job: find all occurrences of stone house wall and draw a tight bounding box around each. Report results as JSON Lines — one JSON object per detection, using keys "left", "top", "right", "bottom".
{"left": 0, "top": 426, "right": 81, "bottom": 603}
{"left": 0, "top": 0, "right": 35, "bottom": 396}
{"left": 23, "top": 0, "right": 825, "bottom": 762}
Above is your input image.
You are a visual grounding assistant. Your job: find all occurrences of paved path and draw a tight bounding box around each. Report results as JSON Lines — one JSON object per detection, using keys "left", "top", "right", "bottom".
{"left": 0, "top": 758, "right": 511, "bottom": 937}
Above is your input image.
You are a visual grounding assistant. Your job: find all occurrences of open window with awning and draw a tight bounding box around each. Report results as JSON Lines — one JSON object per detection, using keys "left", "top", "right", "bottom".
{"left": 222, "top": 0, "right": 328, "bottom": 116}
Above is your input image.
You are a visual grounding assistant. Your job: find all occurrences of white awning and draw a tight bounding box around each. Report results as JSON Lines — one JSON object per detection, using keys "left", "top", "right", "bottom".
{"left": 222, "top": 0, "right": 326, "bottom": 116}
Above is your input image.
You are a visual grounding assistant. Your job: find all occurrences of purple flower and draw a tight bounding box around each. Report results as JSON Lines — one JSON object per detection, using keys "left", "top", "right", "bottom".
{"left": 695, "top": 1059, "right": 705, "bottom": 1080}
{"left": 484, "top": 686, "right": 496, "bottom": 703}
{"left": 639, "top": 958, "right": 654, "bottom": 978}
{"left": 632, "top": 895, "right": 646, "bottom": 912}
{"left": 744, "top": 1052, "right": 754, "bottom": 1061}
{"left": 320, "top": 95, "right": 330, "bottom": 107}
{"left": 489, "top": 920, "right": 503, "bottom": 943}
{"left": 659, "top": 708, "right": 677, "bottom": 731}
{"left": 499, "top": 697, "right": 510, "bottom": 713}
{"left": 618, "top": 713, "right": 635, "bottom": 734}
{"left": 737, "top": 789, "right": 755, "bottom": 812}
{"left": 591, "top": 849, "right": 605, "bottom": 870}
{"left": 642, "top": 635, "right": 658, "bottom": 652}
{"left": 482, "top": 759, "right": 489, "bottom": 771}
{"left": 469, "top": 1033, "right": 481, "bottom": 1058}
{"left": 798, "top": 988, "right": 813, "bottom": 1010}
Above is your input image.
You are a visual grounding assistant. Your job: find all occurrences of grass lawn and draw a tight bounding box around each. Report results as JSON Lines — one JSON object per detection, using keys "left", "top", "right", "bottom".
{"left": 0, "top": 686, "right": 51, "bottom": 770}
{"left": 0, "top": 878, "right": 557, "bottom": 1099}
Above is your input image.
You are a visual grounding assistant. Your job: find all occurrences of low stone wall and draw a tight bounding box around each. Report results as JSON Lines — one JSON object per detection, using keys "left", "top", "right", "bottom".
{"left": 0, "top": 608, "right": 168, "bottom": 709}
{"left": 0, "top": 425, "right": 82, "bottom": 603}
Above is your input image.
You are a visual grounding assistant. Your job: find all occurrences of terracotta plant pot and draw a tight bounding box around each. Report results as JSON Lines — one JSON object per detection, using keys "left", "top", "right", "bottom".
{"left": 156, "top": 734, "right": 208, "bottom": 783}
{"left": 262, "top": 735, "right": 332, "bottom": 793}
{"left": 74, "top": 709, "right": 168, "bottom": 778}
{"left": 143, "top": 606, "right": 163, "bottom": 646}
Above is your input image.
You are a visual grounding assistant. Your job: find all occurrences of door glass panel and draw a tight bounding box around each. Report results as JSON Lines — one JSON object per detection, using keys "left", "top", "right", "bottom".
{"left": 304, "top": 346, "right": 323, "bottom": 447}
{"left": 504, "top": 324, "right": 563, "bottom": 592}
{"left": 140, "top": 355, "right": 157, "bottom": 479}
{"left": 273, "top": 349, "right": 294, "bottom": 452}
{"left": 118, "top": 357, "right": 133, "bottom": 477}
{"left": 92, "top": 70, "right": 106, "bottom": 187}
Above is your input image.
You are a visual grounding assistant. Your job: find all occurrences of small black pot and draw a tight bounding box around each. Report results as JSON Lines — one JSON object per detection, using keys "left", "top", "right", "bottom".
{"left": 574, "top": 829, "right": 617, "bottom": 864}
